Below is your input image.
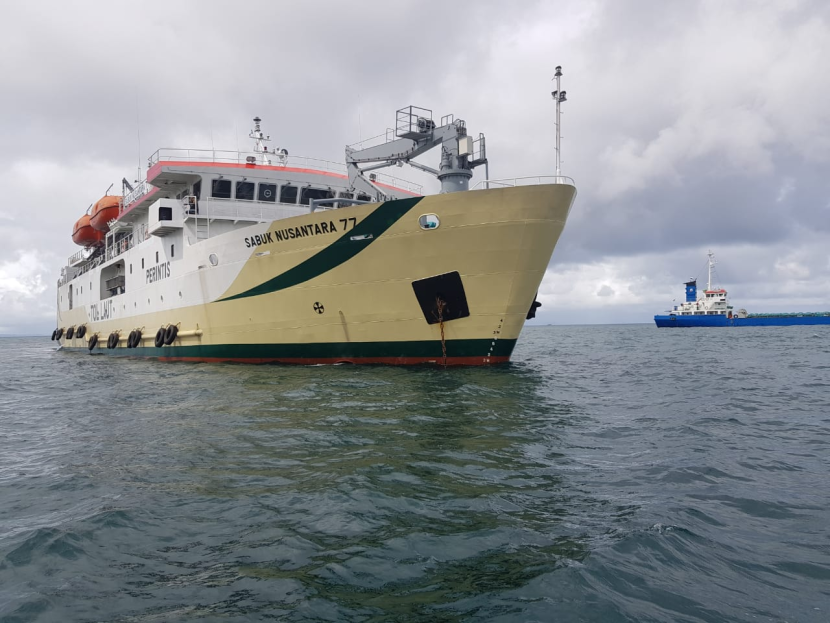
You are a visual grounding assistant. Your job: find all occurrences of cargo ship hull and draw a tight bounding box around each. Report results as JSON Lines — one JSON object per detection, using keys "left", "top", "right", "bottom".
{"left": 655, "top": 314, "right": 830, "bottom": 328}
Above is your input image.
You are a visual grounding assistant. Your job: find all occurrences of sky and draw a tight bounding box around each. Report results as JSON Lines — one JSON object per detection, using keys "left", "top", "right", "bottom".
{"left": 1, "top": 0, "right": 829, "bottom": 334}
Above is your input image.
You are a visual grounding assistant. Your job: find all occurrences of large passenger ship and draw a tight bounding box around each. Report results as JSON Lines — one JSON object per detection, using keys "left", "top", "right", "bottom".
{"left": 54, "top": 98, "right": 577, "bottom": 364}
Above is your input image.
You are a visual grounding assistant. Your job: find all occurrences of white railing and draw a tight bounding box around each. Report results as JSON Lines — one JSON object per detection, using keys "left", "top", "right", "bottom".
{"left": 105, "top": 233, "right": 136, "bottom": 262}
{"left": 192, "top": 197, "right": 304, "bottom": 224}
{"left": 59, "top": 254, "right": 104, "bottom": 286}
{"left": 67, "top": 248, "right": 91, "bottom": 266}
{"left": 147, "top": 148, "right": 422, "bottom": 195}
{"left": 470, "top": 175, "right": 576, "bottom": 190}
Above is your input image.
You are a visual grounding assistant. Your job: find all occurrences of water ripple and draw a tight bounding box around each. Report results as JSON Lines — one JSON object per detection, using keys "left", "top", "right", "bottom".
{"left": 1, "top": 327, "right": 829, "bottom": 621}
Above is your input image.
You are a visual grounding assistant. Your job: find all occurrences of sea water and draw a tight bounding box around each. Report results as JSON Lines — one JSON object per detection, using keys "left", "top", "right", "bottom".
{"left": 1, "top": 325, "right": 828, "bottom": 622}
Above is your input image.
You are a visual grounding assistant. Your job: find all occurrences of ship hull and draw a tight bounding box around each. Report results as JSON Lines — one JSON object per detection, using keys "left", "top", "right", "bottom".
{"left": 655, "top": 315, "right": 830, "bottom": 328}
{"left": 56, "top": 184, "right": 576, "bottom": 365}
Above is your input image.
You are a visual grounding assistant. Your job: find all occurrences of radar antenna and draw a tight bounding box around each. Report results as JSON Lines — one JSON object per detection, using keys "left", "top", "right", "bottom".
{"left": 248, "top": 117, "right": 288, "bottom": 166}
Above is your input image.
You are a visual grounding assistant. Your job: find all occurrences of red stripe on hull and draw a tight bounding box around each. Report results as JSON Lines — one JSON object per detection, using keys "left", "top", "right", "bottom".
{"left": 153, "top": 355, "right": 510, "bottom": 366}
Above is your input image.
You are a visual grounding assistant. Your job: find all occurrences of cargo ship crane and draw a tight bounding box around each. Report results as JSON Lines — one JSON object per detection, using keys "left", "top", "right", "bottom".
{"left": 345, "top": 106, "right": 488, "bottom": 200}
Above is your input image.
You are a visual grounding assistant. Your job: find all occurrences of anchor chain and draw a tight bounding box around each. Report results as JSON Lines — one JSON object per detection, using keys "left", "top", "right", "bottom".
{"left": 436, "top": 296, "right": 448, "bottom": 368}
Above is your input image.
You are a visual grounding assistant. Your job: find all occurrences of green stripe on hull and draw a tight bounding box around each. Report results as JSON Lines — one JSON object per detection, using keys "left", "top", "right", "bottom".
{"left": 220, "top": 196, "right": 423, "bottom": 302}
{"left": 62, "top": 338, "right": 516, "bottom": 361}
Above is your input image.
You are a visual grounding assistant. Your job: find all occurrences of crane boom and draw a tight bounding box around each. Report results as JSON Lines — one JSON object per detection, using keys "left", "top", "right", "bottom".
{"left": 345, "top": 106, "right": 487, "bottom": 199}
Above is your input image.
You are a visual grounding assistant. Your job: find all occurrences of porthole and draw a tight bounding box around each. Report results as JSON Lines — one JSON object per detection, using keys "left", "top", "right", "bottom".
{"left": 418, "top": 214, "right": 440, "bottom": 230}
{"left": 209, "top": 253, "right": 219, "bottom": 266}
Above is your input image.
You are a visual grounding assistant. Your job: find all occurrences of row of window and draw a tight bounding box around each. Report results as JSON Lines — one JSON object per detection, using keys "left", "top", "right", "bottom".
{"left": 210, "top": 179, "right": 370, "bottom": 205}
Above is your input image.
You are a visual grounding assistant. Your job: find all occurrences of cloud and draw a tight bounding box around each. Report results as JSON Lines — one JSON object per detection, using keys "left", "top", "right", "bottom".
{"left": 0, "top": 251, "right": 55, "bottom": 334}
{"left": 1, "top": 0, "right": 828, "bottom": 333}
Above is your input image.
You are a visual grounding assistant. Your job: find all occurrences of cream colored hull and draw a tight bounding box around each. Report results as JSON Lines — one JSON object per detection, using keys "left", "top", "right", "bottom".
{"left": 56, "top": 184, "right": 576, "bottom": 364}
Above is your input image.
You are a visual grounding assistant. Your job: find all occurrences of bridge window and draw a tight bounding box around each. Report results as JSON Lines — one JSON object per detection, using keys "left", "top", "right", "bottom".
{"left": 236, "top": 181, "right": 255, "bottom": 201}
{"left": 280, "top": 185, "right": 298, "bottom": 204}
{"left": 300, "top": 187, "right": 335, "bottom": 206}
{"left": 258, "top": 183, "right": 277, "bottom": 202}
{"left": 211, "top": 179, "right": 232, "bottom": 199}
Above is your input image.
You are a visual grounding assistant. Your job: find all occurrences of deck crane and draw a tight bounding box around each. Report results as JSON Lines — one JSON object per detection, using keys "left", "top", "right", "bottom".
{"left": 345, "top": 106, "right": 488, "bottom": 201}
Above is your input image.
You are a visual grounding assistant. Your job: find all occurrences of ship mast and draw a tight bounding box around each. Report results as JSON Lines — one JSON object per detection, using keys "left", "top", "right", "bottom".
{"left": 249, "top": 116, "right": 272, "bottom": 165}
{"left": 707, "top": 250, "right": 716, "bottom": 291}
{"left": 552, "top": 65, "right": 567, "bottom": 177}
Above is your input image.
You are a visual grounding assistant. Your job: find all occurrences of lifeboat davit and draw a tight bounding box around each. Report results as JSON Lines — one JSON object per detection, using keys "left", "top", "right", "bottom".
{"left": 72, "top": 215, "right": 105, "bottom": 247}
{"left": 90, "top": 196, "right": 120, "bottom": 232}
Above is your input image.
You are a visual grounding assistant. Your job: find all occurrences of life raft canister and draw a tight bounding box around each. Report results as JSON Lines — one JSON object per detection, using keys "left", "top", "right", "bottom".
{"left": 90, "top": 196, "right": 120, "bottom": 233}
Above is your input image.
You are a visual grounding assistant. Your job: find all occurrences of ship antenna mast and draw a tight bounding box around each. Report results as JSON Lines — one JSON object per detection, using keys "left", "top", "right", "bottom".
{"left": 249, "top": 116, "right": 272, "bottom": 165}
{"left": 552, "top": 65, "right": 567, "bottom": 177}
{"left": 707, "top": 250, "right": 716, "bottom": 291}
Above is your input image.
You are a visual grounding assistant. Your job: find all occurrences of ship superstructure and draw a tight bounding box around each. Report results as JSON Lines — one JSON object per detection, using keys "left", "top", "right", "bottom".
{"left": 55, "top": 93, "right": 578, "bottom": 364}
{"left": 654, "top": 251, "right": 830, "bottom": 327}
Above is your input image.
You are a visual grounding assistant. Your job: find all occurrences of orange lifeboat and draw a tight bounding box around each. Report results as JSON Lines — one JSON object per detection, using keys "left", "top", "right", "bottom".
{"left": 90, "top": 196, "right": 121, "bottom": 232}
{"left": 72, "top": 215, "right": 105, "bottom": 247}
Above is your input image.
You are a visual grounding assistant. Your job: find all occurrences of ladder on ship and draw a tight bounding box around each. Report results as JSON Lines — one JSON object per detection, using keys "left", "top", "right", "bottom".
{"left": 195, "top": 218, "right": 209, "bottom": 241}
{"left": 185, "top": 196, "right": 209, "bottom": 241}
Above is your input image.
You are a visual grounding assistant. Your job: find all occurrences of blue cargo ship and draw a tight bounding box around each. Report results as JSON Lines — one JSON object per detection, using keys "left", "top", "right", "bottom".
{"left": 654, "top": 252, "right": 830, "bottom": 328}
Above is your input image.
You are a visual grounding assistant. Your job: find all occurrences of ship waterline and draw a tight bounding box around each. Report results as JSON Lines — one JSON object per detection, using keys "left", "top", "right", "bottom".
{"left": 56, "top": 184, "right": 576, "bottom": 364}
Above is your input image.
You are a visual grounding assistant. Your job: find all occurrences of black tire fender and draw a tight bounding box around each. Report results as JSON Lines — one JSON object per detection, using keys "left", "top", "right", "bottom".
{"left": 107, "top": 333, "right": 118, "bottom": 349}
{"left": 132, "top": 329, "right": 142, "bottom": 348}
{"left": 66, "top": 326, "right": 75, "bottom": 340}
{"left": 127, "top": 330, "right": 137, "bottom": 349}
{"left": 55, "top": 328, "right": 64, "bottom": 340}
{"left": 164, "top": 324, "right": 178, "bottom": 346}
{"left": 51, "top": 329, "right": 57, "bottom": 341}
{"left": 88, "top": 334, "right": 98, "bottom": 351}
{"left": 155, "top": 328, "right": 165, "bottom": 348}
{"left": 76, "top": 325, "right": 86, "bottom": 339}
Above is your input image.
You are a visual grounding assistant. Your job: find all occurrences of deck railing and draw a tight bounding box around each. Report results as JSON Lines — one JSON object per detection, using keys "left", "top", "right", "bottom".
{"left": 470, "top": 175, "right": 576, "bottom": 190}
{"left": 147, "top": 148, "right": 422, "bottom": 195}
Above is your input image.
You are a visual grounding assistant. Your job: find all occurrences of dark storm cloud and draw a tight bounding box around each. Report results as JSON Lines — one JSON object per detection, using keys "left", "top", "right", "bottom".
{"left": 1, "top": 0, "right": 828, "bottom": 331}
